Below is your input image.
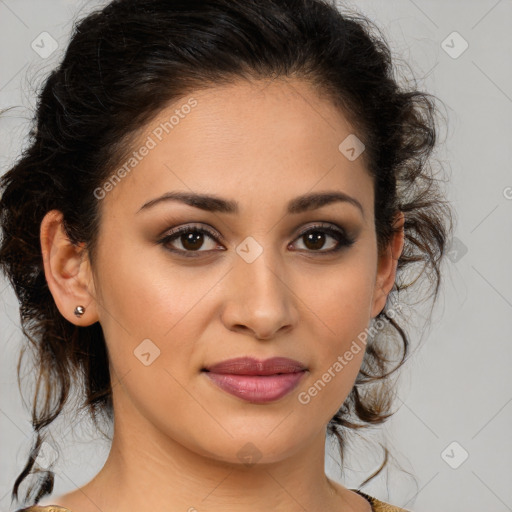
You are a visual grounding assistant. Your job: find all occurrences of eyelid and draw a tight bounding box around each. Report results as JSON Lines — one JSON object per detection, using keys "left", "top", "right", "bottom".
{"left": 159, "top": 223, "right": 225, "bottom": 243}
{"left": 159, "top": 221, "right": 350, "bottom": 243}
{"left": 294, "top": 221, "right": 347, "bottom": 238}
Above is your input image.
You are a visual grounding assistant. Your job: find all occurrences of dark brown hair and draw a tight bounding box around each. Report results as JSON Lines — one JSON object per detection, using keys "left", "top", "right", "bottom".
{"left": 0, "top": 0, "right": 453, "bottom": 507}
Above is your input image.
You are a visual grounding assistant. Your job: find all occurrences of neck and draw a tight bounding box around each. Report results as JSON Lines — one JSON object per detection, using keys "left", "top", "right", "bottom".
{"left": 58, "top": 389, "right": 356, "bottom": 512}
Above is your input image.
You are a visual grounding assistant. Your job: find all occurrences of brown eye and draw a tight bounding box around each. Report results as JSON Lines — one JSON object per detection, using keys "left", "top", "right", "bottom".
{"left": 291, "top": 224, "right": 356, "bottom": 254}
{"left": 180, "top": 231, "right": 206, "bottom": 251}
{"left": 159, "top": 225, "right": 223, "bottom": 257}
{"left": 302, "top": 231, "right": 331, "bottom": 251}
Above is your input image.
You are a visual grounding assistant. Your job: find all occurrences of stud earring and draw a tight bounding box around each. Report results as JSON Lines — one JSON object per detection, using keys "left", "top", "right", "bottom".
{"left": 74, "top": 305, "right": 85, "bottom": 317}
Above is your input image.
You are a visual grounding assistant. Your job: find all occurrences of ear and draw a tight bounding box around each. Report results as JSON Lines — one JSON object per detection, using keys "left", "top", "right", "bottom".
{"left": 370, "top": 211, "right": 405, "bottom": 318}
{"left": 40, "top": 209, "right": 99, "bottom": 326}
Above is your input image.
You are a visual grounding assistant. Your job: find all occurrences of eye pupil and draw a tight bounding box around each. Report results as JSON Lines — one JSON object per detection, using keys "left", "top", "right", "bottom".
{"left": 304, "top": 231, "right": 326, "bottom": 250}
{"left": 182, "top": 231, "right": 204, "bottom": 251}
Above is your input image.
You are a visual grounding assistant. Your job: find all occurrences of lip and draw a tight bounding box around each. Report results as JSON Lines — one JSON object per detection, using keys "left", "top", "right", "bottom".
{"left": 202, "top": 357, "right": 307, "bottom": 403}
{"left": 203, "top": 356, "right": 307, "bottom": 375}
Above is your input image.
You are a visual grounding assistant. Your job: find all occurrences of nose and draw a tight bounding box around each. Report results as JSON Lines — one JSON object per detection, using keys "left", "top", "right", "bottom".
{"left": 220, "top": 247, "right": 298, "bottom": 340}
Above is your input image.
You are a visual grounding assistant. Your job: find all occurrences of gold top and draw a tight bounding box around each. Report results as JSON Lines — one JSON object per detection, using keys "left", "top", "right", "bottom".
{"left": 15, "top": 491, "right": 410, "bottom": 512}
{"left": 16, "top": 508, "right": 72, "bottom": 512}
{"left": 352, "top": 489, "right": 411, "bottom": 511}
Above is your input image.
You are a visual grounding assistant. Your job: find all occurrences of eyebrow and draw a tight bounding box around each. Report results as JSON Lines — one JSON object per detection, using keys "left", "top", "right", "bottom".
{"left": 137, "top": 190, "right": 364, "bottom": 217}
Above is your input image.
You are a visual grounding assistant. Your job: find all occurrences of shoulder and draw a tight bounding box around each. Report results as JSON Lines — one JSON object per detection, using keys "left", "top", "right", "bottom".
{"left": 350, "top": 489, "right": 411, "bottom": 512}
{"left": 14, "top": 506, "right": 73, "bottom": 512}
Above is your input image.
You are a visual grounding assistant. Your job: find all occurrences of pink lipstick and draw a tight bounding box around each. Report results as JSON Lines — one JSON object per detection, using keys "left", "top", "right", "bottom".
{"left": 202, "top": 356, "right": 307, "bottom": 403}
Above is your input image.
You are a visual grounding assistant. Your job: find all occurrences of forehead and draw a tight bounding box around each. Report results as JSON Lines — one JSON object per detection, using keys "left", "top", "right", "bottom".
{"left": 100, "top": 78, "right": 373, "bottom": 218}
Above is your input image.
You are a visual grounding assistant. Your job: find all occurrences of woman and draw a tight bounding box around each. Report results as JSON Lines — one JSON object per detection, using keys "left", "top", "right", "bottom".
{"left": 0, "top": 0, "right": 452, "bottom": 511}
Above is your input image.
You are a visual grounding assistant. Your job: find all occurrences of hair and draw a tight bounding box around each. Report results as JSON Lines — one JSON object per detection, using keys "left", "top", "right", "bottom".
{"left": 0, "top": 0, "right": 453, "bottom": 507}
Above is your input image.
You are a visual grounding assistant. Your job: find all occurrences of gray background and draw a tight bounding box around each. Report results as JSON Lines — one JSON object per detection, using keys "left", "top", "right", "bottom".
{"left": 1, "top": 1, "right": 511, "bottom": 511}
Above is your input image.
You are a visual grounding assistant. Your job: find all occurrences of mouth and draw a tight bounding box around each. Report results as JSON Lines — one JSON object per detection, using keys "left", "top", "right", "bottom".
{"left": 202, "top": 356, "right": 307, "bottom": 375}
{"left": 201, "top": 356, "right": 307, "bottom": 403}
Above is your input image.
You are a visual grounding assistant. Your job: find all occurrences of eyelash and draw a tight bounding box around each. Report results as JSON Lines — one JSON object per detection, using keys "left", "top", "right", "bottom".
{"left": 157, "top": 223, "right": 356, "bottom": 258}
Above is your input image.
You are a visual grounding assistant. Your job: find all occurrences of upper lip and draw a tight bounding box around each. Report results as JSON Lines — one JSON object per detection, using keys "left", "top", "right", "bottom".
{"left": 203, "top": 357, "right": 307, "bottom": 375}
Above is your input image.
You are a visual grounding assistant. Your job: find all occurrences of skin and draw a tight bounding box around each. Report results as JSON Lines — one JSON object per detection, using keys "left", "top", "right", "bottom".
{"left": 39, "top": 77, "right": 404, "bottom": 512}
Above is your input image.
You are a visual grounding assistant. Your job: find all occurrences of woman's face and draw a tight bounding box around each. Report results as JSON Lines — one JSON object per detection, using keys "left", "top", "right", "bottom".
{"left": 68, "top": 78, "right": 399, "bottom": 464}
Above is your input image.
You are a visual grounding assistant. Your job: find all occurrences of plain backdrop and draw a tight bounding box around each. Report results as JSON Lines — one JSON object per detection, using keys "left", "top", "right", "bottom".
{"left": 1, "top": 1, "right": 511, "bottom": 511}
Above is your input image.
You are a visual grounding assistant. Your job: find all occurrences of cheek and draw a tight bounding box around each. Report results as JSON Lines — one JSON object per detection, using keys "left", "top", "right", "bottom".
{"left": 93, "top": 245, "right": 209, "bottom": 426}
{"left": 94, "top": 236, "right": 215, "bottom": 338}
{"left": 302, "top": 253, "right": 376, "bottom": 339}
{"left": 296, "top": 253, "right": 375, "bottom": 415}
{"left": 91, "top": 241, "right": 213, "bottom": 392}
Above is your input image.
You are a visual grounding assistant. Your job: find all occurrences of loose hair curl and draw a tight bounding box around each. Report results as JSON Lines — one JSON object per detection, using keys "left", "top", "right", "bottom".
{"left": 0, "top": 0, "right": 453, "bottom": 507}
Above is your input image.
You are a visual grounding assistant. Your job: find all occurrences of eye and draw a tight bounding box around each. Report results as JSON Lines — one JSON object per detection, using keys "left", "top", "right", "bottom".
{"left": 158, "top": 224, "right": 224, "bottom": 257}
{"left": 289, "top": 223, "right": 356, "bottom": 254}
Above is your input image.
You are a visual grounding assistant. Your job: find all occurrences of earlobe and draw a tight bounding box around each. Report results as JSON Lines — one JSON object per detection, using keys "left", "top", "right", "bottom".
{"left": 40, "top": 209, "right": 98, "bottom": 326}
{"left": 370, "top": 211, "right": 405, "bottom": 318}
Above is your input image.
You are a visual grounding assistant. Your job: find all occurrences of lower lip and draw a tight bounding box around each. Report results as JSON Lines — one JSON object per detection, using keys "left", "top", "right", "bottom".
{"left": 204, "top": 371, "right": 306, "bottom": 403}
